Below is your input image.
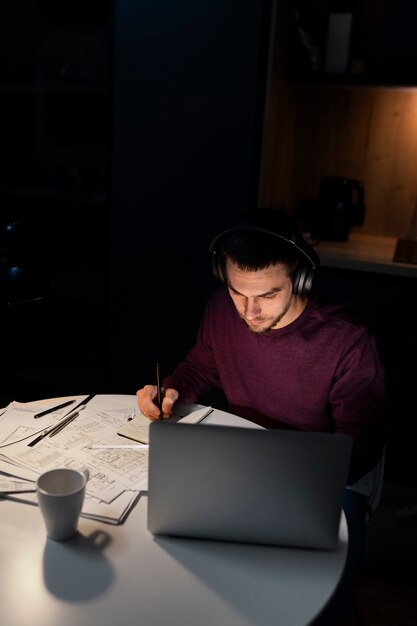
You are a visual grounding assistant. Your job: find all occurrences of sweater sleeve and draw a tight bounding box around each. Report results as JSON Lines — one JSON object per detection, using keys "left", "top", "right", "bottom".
{"left": 330, "top": 327, "right": 386, "bottom": 484}
{"left": 163, "top": 297, "right": 221, "bottom": 403}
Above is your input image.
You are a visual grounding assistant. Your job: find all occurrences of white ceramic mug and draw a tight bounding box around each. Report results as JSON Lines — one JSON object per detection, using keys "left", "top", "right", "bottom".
{"left": 36, "top": 467, "right": 89, "bottom": 541}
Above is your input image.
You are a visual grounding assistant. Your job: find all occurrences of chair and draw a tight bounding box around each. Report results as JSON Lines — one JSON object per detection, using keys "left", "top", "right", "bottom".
{"left": 346, "top": 448, "right": 386, "bottom": 523}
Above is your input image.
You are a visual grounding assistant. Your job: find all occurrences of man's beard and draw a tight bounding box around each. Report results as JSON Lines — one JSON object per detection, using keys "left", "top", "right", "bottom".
{"left": 240, "top": 298, "right": 293, "bottom": 334}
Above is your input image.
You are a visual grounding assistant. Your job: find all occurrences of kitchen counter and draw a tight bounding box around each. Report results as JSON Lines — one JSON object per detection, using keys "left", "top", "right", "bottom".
{"left": 307, "top": 232, "right": 417, "bottom": 278}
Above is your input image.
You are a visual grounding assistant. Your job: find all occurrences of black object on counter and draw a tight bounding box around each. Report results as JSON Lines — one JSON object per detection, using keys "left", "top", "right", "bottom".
{"left": 311, "top": 176, "right": 365, "bottom": 242}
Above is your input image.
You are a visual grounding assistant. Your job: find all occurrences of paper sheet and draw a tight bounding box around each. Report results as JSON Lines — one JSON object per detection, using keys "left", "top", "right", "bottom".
{"left": 0, "top": 399, "right": 257, "bottom": 524}
{"left": 0, "top": 402, "right": 147, "bottom": 523}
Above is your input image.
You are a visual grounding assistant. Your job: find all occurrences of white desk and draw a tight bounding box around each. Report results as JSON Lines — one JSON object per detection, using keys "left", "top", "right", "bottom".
{"left": 0, "top": 395, "right": 348, "bottom": 626}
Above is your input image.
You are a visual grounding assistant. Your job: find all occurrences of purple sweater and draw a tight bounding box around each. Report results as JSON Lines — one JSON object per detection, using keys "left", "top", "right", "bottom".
{"left": 164, "top": 287, "right": 386, "bottom": 484}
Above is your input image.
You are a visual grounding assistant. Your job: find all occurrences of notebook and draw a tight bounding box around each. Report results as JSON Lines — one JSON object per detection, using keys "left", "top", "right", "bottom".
{"left": 117, "top": 406, "right": 215, "bottom": 444}
{"left": 147, "top": 421, "right": 352, "bottom": 550}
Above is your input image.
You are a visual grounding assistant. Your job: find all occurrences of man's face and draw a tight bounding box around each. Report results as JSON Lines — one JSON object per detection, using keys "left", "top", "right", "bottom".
{"left": 225, "top": 258, "right": 303, "bottom": 333}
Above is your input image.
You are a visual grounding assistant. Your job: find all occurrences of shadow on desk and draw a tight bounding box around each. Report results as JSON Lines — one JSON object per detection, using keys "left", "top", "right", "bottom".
{"left": 152, "top": 529, "right": 347, "bottom": 626}
{"left": 43, "top": 529, "right": 114, "bottom": 601}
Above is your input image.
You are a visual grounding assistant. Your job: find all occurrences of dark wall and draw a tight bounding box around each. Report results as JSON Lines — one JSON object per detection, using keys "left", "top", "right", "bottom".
{"left": 109, "top": 1, "right": 273, "bottom": 391}
{"left": 0, "top": 1, "right": 273, "bottom": 405}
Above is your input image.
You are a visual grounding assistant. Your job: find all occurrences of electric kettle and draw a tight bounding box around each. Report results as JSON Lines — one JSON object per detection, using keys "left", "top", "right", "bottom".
{"left": 312, "top": 176, "right": 365, "bottom": 241}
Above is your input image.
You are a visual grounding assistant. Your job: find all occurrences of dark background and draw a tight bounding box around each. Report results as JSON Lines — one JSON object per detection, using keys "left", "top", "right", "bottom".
{"left": 0, "top": 0, "right": 272, "bottom": 400}
{"left": 1, "top": 0, "right": 416, "bottom": 488}
{"left": 1, "top": 4, "right": 417, "bottom": 623}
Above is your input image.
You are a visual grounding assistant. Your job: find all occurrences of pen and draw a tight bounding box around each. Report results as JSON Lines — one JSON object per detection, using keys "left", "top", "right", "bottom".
{"left": 27, "top": 394, "right": 96, "bottom": 447}
{"left": 156, "top": 362, "right": 163, "bottom": 420}
{"left": 33, "top": 399, "right": 76, "bottom": 419}
{"left": 88, "top": 444, "right": 149, "bottom": 450}
{"left": 0, "top": 489, "right": 36, "bottom": 495}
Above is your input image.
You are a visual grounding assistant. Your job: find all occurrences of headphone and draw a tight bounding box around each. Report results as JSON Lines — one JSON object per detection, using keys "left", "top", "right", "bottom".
{"left": 209, "top": 210, "right": 320, "bottom": 296}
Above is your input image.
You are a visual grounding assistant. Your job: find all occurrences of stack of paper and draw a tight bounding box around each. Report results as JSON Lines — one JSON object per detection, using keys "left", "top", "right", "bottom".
{"left": 0, "top": 399, "right": 149, "bottom": 524}
{"left": 0, "top": 398, "right": 219, "bottom": 524}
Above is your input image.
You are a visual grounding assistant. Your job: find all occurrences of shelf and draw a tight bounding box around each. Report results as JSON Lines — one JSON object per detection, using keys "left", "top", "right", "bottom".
{"left": 308, "top": 233, "right": 417, "bottom": 278}
{"left": 287, "top": 1, "right": 417, "bottom": 89}
{"left": 289, "top": 79, "right": 417, "bottom": 91}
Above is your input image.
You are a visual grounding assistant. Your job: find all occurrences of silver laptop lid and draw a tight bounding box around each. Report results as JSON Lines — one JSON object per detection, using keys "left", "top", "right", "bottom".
{"left": 147, "top": 421, "right": 352, "bottom": 550}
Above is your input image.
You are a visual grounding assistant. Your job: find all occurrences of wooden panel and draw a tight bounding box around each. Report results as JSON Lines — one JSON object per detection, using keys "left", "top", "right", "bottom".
{"left": 261, "top": 82, "right": 417, "bottom": 238}
{"left": 258, "top": 0, "right": 295, "bottom": 211}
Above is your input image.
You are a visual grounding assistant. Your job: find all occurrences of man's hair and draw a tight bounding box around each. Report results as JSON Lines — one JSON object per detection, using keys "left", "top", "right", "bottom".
{"left": 221, "top": 230, "right": 300, "bottom": 277}
{"left": 219, "top": 215, "right": 301, "bottom": 278}
{"left": 210, "top": 208, "right": 319, "bottom": 294}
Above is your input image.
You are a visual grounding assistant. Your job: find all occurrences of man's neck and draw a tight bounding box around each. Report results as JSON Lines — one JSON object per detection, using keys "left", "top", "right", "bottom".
{"left": 272, "top": 295, "right": 309, "bottom": 329}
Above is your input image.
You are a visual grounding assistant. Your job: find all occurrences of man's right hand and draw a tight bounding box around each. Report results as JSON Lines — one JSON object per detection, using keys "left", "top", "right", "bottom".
{"left": 136, "top": 385, "right": 179, "bottom": 420}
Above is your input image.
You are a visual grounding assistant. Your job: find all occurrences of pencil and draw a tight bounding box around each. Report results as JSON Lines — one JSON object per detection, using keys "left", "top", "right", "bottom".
{"left": 88, "top": 444, "right": 149, "bottom": 450}
{"left": 28, "top": 409, "right": 81, "bottom": 447}
{"left": 48, "top": 410, "right": 80, "bottom": 437}
{"left": 0, "top": 489, "right": 36, "bottom": 495}
{"left": 48, "top": 391, "right": 96, "bottom": 437}
{"left": 34, "top": 399, "right": 75, "bottom": 419}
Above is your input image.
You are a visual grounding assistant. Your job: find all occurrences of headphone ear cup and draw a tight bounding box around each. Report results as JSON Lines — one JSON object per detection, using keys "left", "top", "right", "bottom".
{"left": 211, "top": 248, "right": 220, "bottom": 280}
{"left": 210, "top": 243, "right": 226, "bottom": 284}
{"left": 217, "top": 251, "right": 226, "bottom": 284}
{"left": 292, "top": 266, "right": 303, "bottom": 297}
{"left": 293, "top": 264, "right": 314, "bottom": 296}
{"left": 303, "top": 268, "right": 315, "bottom": 294}
{"left": 210, "top": 231, "right": 231, "bottom": 284}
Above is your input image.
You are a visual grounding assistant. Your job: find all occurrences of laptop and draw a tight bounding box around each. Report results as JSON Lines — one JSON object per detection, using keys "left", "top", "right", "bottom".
{"left": 147, "top": 420, "right": 352, "bottom": 550}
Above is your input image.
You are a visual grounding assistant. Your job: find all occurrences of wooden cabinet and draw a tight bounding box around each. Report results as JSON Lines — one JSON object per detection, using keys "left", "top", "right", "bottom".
{"left": 259, "top": 2, "right": 417, "bottom": 483}
{"left": 287, "top": 0, "right": 417, "bottom": 85}
{"left": 260, "top": 1, "right": 417, "bottom": 240}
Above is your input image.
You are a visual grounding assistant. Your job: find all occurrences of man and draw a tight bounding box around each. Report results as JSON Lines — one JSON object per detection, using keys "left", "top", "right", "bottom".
{"left": 137, "top": 207, "right": 386, "bottom": 622}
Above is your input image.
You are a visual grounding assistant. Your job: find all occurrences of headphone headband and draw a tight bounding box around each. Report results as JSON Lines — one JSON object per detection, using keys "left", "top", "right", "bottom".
{"left": 209, "top": 225, "right": 319, "bottom": 270}
{"left": 209, "top": 211, "right": 320, "bottom": 296}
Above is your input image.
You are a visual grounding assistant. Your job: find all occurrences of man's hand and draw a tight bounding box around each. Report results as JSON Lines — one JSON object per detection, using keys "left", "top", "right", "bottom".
{"left": 136, "top": 385, "right": 179, "bottom": 420}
